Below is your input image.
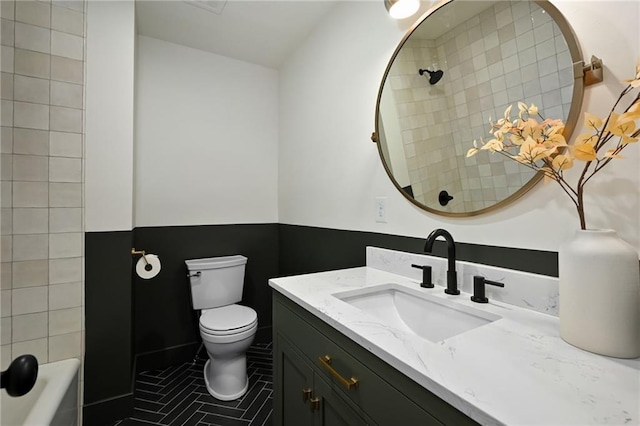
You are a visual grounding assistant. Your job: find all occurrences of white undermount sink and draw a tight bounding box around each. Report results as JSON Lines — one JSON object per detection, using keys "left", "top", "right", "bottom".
{"left": 333, "top": 283, "right": 501, "bottom": 343}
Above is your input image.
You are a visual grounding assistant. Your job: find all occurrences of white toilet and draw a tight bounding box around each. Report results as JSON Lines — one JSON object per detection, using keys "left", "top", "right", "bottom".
{"left": 185, "top": 255, "right": 257, "bottom": 401}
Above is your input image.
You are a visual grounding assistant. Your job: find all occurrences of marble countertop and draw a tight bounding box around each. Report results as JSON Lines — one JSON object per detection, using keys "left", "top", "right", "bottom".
{"left": 269, "top": 266, "right": 640, "bottom": 426}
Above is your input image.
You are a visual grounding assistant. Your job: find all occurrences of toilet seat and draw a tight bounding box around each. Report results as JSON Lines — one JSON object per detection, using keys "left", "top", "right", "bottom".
{"left": 200, "top": 304, "right": 257, "bottom": 336}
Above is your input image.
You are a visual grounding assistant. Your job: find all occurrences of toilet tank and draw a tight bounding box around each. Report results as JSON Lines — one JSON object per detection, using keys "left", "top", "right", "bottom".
{"left": 185, "top": 255, "right": 247, "bottom": 310}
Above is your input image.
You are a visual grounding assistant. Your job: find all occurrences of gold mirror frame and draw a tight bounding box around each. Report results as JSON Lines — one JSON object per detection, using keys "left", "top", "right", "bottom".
{"left": 374, "top": 0, "right": 585, "bottom": 217}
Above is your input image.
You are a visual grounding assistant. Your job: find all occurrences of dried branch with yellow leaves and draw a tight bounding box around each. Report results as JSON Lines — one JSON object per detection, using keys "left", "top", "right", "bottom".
{"left": 467, "top": 59, "right": 640, "bottom": 229}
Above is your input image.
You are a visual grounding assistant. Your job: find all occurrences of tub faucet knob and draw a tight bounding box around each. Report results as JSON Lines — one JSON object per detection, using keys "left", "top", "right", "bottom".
{"left": 1, "top": 354, "right": 38, "bottom": 397}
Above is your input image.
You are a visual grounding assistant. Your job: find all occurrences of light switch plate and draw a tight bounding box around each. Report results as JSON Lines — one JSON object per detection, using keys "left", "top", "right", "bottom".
{"left": 375, "top": 197, "right": 387, "bottom": 223}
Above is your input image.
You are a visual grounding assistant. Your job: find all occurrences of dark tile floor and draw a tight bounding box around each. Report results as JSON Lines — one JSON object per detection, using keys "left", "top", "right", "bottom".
{"left": 113, "top": 343, "right": 273, "bottom": 426}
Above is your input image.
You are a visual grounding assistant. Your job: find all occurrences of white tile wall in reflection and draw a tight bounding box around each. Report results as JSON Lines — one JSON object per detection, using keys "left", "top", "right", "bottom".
{"left": 14, "top": 22, "right": 50, "bottom": 54}
{"left": 14, "top": 101, "right": 49, "bottom": 130}
{"left": 49, "top": 156, "right": 81, "bottom": 182}
{"left": 50, "top": 131, "right": 81, "bottom": 157}
{"left": 14, "top": 74, "right": 49, "bottom": 104}
{"left": 50, "top": 105, "right": 82, "bottom": 132}
{"left": 0, "top": 45, "right": 14, "bottom": 73}
{"left": 14, "top": 48, "right": 50, "bottom": 78}
{"left": 13, "top": 155, "right": 48, "bottom": 181}
{"left": 15, "top": 1, "right": 50, "bottom": 28}
{"left": 51, "top": 30, "right": 83, "bottom": 60}
{"left": 386, "top": 0, "right": 572, "bottom": 212}
{"left": 51, "top": 5, "right": 83, "bottom": 36}
{"left": 51, "top": 55, "right": 82, "bottom": 83}
{"left": 13, "top": 128, "right": 49, "bottom": 155}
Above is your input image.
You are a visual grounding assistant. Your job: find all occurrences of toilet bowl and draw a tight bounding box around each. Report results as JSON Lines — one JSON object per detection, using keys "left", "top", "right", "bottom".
{"left": 185, "top": 255, "right": 257, "bottom": 401}
{"left": 199, "top": 304, "right": 257, "bottom": 400}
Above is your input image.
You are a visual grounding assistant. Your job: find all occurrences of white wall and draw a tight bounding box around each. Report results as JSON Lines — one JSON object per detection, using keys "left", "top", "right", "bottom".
{"left": 85, "top": 1, "right": 135, "bottom": 232}
{"left": 134, "top": 36, "right": 279, "bottom": 227}
{"left": 278, "top": 0, "right": 640, "bottom": 253}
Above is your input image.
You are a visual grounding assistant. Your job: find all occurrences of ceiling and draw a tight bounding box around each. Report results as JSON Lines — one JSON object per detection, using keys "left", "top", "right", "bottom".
{"left": 413, "top": 1, "right": 496, "bottom": 39}
{"left": 135, "top": 0, "right": 340, "bottom": 69}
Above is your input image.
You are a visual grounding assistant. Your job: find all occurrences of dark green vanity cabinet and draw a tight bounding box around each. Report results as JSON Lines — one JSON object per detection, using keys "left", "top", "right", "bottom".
{"left": 272, "top": 292, "right": 479, "bottom": 426}
{"left": 278, "top": 336, "right": 370, "bottom": 425}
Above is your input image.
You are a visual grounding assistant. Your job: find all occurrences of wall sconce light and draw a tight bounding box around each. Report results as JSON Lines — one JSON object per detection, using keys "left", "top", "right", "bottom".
{"left": 385, "top": 0, "right": 420, "bottom": 19}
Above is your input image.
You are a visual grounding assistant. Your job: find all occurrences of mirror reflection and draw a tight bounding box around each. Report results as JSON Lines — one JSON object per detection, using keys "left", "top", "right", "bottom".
{"left": 376, "top": 0, "right": 581, "bottom": 215}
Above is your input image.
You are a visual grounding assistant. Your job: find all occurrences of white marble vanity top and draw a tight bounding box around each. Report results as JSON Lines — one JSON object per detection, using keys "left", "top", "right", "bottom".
{"left": 269, "top": 248, "right": 640, "bottom": 426}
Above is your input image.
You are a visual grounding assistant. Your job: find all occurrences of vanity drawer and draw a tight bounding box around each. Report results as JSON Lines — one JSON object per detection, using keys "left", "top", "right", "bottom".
{"left": 274, "top": 297, "right": 443, "bottom": 426}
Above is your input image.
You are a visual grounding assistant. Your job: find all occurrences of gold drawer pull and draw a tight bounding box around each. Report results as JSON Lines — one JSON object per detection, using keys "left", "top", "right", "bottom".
{"left": 310, "top": 396, "right": 320, "bottom": 412}
{"left": 318, "top": 355, "right": 359, "bottom": 390}
{"left": 302, "top": 388, "right": 312, "bottom": 402}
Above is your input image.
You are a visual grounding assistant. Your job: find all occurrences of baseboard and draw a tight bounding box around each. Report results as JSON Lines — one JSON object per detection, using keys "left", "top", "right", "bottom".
{"left": 135, "top": 325, "right": 273, "bottom": 374}
{"left": 255, "top": 325, "right": 272, "bottom": 344}
{"left": 135, "top": 342, "right": 201, "bottom": 373}
{"left": 82, "top": 392, "right": 134, "bottom": 426}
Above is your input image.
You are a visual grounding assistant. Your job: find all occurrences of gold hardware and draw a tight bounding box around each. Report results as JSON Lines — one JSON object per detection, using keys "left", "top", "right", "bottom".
{"left": 582, "top": 55, "right": 604, "bottom": 86}
{"left": 371, "top": 132, "right": 378, "bottom": 143}
{"left": 318, "top": 355, "right": 359, "bottom": 390}
{"left": 310, "top": 396, "right": 320, "bottom": 412}
{"left": 131, "top": 248, "right": 149, "bottom": 265}
{"left": 302, "top": 388, "right": 312, "bottom": 403}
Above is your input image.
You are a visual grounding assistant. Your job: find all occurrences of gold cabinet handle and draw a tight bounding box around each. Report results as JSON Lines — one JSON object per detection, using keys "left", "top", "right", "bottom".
{"left": 310, "top": 396, "right": 320, "bottom": 412}
{"left": 302, "top": 388, "right": 312, "bottom": 403}
{"left": 318, "top": 355, "right": 359, "bottom": 390}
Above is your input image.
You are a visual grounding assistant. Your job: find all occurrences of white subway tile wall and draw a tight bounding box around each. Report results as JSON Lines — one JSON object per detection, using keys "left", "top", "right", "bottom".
{"left": 0, "top": 4, "right": 86, "bottom": 409}
{"left": 13, "top": 259, "right": 48, "bottom": 288}
{"left": 385, "top": 1, "right": 573, "bottom": 212}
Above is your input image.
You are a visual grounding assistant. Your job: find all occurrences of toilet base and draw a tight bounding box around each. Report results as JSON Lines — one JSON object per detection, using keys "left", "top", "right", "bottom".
{"left": 203, "top": 359, "right": 249, "bottom": 401}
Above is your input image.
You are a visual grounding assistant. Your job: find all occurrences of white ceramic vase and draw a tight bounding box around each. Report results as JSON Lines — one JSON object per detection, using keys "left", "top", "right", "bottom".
{"left": 559, "top": 229, "right": 640, "bottom": 358}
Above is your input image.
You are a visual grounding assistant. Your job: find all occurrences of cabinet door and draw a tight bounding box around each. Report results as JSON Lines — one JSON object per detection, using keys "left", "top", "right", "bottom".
{"left": 276, "top": 335, "right": 371, "bottom": 426}
{"left": 313, "top": 375, "right": 370, "bottom": 426}
{"left": 275, "top": 335, "right": 315, "bottom": 426}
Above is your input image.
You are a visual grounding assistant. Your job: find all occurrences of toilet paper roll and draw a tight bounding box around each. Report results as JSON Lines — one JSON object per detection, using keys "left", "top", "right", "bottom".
{"left": 136, "top": 254, "right": 161, "bottom": 279}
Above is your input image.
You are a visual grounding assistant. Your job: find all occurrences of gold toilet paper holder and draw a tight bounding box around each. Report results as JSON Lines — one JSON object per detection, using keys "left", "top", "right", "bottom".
{"left": 131, "top": 248, "right": 149, "bottom": 265}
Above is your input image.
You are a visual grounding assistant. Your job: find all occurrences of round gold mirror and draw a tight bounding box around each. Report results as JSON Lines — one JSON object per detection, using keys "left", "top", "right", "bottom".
{"left": 374, "top": 0, "right": 584, "bottom": 216}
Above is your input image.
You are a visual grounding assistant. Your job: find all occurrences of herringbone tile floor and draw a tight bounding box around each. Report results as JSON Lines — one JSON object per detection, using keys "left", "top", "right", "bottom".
{"left": 113, "top": 343, "right": 273, "bottom": 426}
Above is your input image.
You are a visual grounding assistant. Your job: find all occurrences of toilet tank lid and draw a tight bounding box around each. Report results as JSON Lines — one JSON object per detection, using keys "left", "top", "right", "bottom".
{"left": 200, "top": 305, "right": 257, "bottom": 331}
{"left": 185, "top": 255, "right": 247, "bottom": 271}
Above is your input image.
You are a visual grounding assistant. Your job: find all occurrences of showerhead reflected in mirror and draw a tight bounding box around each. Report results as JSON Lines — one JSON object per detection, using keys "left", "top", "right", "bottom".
{"left": 419, "top": 68, "right": 444, "bottom": 85}
{"left": 374, "top": 0, "right": 584, "bottom": 217}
